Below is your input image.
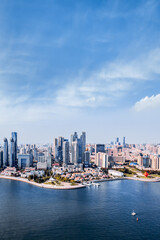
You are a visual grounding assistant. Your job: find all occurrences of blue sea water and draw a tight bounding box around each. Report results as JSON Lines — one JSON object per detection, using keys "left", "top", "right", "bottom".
{"left": 0, "top": 179, "right": 160, "bottom": 240}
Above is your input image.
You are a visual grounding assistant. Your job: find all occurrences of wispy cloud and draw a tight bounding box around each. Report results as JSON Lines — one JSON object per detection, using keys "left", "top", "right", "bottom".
{"left": 56, "top": 48, "right": 160, "bottom": 108}
{"left": 133, "top": 94, "right": 160, "bottom": 112}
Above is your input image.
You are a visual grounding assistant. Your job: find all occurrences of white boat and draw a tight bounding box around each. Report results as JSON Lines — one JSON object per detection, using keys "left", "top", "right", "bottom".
{"left": 92, "top": 183, "right": 100, "bottom": 187}
{"left": 131, "top": 210, "right": 136, "bottom": 216}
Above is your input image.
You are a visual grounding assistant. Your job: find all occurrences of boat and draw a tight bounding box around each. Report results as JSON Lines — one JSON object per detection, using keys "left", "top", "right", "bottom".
{"left": 131, "top": 210, "right": 136, "bottom": 216}
{"left": 92, "top": 183, "right": 100, "bottom": 187}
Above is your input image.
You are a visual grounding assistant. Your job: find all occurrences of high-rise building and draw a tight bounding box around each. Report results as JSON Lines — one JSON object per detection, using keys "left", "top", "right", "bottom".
{"left": 53, "top": 138, "right": 58, "bottom": 160}
{"left": 3, "top": 138, "right": 8, "bottom": 167}
{"left": 70, "top": 132, "right": 78, "bottom": 143}
{"left": 58, "top": 136, "right": 64, "bottom": 162}
{"left": 0, "top": 150, "right": 3, "bottom": 167}
{"left": 84, "top": 150, "right": 90, "bottom": 167}
{"left": 80, "top": 132, "right": 86, "bottom": 153}
{"left": 137, "top": 153, "right": 143, "bottom": 166}
{"left": 45, "top": 152, "right": 52, "bottom": 169}
{"left": 72, "top": 141, "right": 79, "bottom": 164}
{"left": 18, "top": 153, "right": 33, "bottom": 169}
{"left": 70, "top": 132, "right": 86, "bottom": 164}
{"left": 9, "top": 137, "right": 15, "bottom": 167}
{"left": 143, "top": 155, "right": 150, "bottom": 168}
{"left": 11, "top": 132, "right": 17, "bottom": 162}
{"left": 95, "top": 144, "right": 105, "bottom": 164}
{"left": 95, "top": 144, "right": 105, "bottom": 153}
{"left": 123, "top": 137, "right": 126, "bottom": 146}
{"left": 115, "top": 137, "right": 119, "bottom": 144}
{"left": 96, "top": 152, "right": 108, "bottom": 168}
{"left": 63, "top": 140, "right": 70, "bottom": 165}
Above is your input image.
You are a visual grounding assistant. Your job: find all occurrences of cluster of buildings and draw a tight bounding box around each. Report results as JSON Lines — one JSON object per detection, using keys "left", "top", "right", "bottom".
{"left": 53, "top": 132, "right": 90, "bottom": 168}
{"left": 0, "top": 133, "right": 160, "bottom": 176}
{"left": 0, "top": 132, "right": 52, "bottom": 170}
{"left": 52, "top": 165, "right": 108, "bottom": 182}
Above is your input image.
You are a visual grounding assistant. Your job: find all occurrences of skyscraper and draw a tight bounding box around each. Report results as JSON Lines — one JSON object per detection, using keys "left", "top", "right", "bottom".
{"left": 11, "top": 132, "right": 17, "bottom": 161}
{"left": 63, "top": 140, "right": 70, "bottom": 165}
{"left": 57, "top": 136, "right": 64, "bottom": 162}
{"left": 84, "top": 150, "right": 90, "bottom": 167}
{"left": 0, "top": 150, "right": 3, "bottom": 167}
{"left": 71, "top": 141, "right": 79, "bottom": 164}
{"left": 3, "top": 138, "right": 8, "bottom": 167}
{"left": 53, "top": 138, "right": 58, "bottom": 160}
{"left": 9, "top": 137, "right": 15, "bottom": 167}
{"left": 123, "top": 137, "right": 126, "bottom": 146}
{"left": 80, "top": 132, "right": 86, "bottom": 156}
{"left": 70, "top": 131, "right": 86, "bottom": 164}
{"left": 115, "top": 137, "right": 119, "bottom": 145}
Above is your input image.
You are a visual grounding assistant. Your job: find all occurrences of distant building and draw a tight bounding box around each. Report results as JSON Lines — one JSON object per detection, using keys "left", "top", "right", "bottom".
{"left": 18, "top": 154, "right": 33, "bottom": 169}
{"left": 123, "top": 137, "right": 126, "bottom": 146}
{"left": 95, "top": 144, "right": 105, "bottom": 154}
{"left": 95, "top": 144, "right": 105, "bottom": 164}
{"left": 80, "top": 132, "right": 86, "bottom": 160}
{"left": 57, "top": 136, "right": 64, "bottom": 162}
{"left": 115, "top": 137, "right": 120, "bottom": 145}
{"left": 38, "top": 152, "right": 45, "bottom": 163}
{"left": 84, "top": 150, "right": 90, "bottom": 167}
{"left": 11, "top": 132, "right": 17, "bottom": 163}
{"left": 9, "top": 137, "right": 15, "bottom": 167}
{"left": 46, "top": 154, "right": 52, "bottom": 169}
{"left": 151, "top": 156, "right": 160, "bottom": 170}
{"left": 3, "top": 138, "right": 8, "bottom": 167}
{"left": 96, "top": 152, "right": 108, "bottom": 168}
{"left": 112, "top": 156, "right": 126, "bottom": 164}
{"left": 63, "top": 140, "right": 70, "bottom": 165}
{"left": 71, "top": 141, "right": 79, "bottom": 164}
{"left": 137, "top": 153, "right": 143, "bottom": 166}
{"left": 143, "top": 155, "right": 151, "bottom": 168}
{"left": 0, "top": 150, "right": 3, "bottom": 167}
{"left": 70, "top": 132, "right": 86, "bottom": 164}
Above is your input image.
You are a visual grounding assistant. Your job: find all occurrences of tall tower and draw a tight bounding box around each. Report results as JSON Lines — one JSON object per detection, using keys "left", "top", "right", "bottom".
{"left": 11, "top": 132, "right": 17, "bottom": 162}
{"left": 53, "top": 138, "right": 58, "bottom": 160}
{"left": 71, "top": 141, "right": 79, "bottom": 164}
{"left": 3, "top": 138, "right": 8, "bottom": 167}
{"left": 80, "top": 132, "right": 86, "bottom": 161}
{"left": 123, "top": 137, "right": 126, "bottom": 146}
{"left": 58, "top": 136, "right": 64, "bottom": 162}
{"left": 80, "top": 132, "right": 86, "bottom": 153}
{"left": 63, "top": 140, "right": 69, "bottom": 165}
{"left": 9, "top": 137, "right": 15, "bottom": 167}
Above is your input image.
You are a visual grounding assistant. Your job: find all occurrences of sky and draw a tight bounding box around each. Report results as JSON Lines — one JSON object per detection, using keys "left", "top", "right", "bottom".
{"left": 0, "top": 0, "right": 160, "bottom": 144}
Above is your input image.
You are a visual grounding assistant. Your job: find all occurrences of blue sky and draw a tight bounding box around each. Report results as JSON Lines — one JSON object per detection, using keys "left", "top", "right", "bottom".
{"left": 0, "top": 0, "right": 160, "bottom": 144}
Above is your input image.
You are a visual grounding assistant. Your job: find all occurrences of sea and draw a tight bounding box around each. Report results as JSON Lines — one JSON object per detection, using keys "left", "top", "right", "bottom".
{"left": 0, "top": 179, "right": 160, "bottom": 240}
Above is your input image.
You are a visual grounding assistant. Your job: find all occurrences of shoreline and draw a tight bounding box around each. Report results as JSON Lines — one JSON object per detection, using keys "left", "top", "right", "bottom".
{"left": 0, "top": 175, "right": 160, "bottom": 190}
{"left": 0, "top": 175, "right": 86, "bottom": 190}
{"left": 94, "top": 177, "right": 160, "bottom": 183}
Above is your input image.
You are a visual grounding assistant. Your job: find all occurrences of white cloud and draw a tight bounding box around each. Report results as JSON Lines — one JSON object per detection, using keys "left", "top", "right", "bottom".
{"left": 56, "top": 79, "right": 131, "bottom": 108}
{"left": 56, "top": 48, "right": 160, "bottom": 108}
{"left": 133, "top": 94, "right": 160, "bottom": 112}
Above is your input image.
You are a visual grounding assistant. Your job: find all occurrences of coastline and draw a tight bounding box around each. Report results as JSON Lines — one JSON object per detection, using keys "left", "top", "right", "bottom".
{"left": 0, "top": 175, "right": 86, "bottom": 190}
{"left": 0, "top": 175, "right": 160, "bottom": 190}
{"left": 93, "top": 177, "right": 160, "bottom": 183}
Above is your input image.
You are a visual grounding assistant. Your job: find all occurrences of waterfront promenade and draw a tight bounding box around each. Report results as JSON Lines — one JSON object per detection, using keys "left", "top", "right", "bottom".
{"left": 0, "top": 175, "right": 160, "bottom": 191}
{"left": 0, "top": 175, "right": 86, "bottom": 190}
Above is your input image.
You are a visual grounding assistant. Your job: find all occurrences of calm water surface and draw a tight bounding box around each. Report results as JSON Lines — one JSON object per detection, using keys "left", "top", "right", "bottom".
{"left": 0, "top": 179, "right": 160, "bottom": 240}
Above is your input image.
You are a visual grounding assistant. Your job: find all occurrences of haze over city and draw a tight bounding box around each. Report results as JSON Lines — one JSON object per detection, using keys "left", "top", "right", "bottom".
{"left": 1, "top": 0, "right": 160, "bottom": 144}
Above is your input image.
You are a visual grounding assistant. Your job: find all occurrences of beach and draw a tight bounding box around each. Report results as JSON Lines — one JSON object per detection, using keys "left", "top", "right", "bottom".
{"left": 0, "top": 175, "right": 86, "bottom": 190}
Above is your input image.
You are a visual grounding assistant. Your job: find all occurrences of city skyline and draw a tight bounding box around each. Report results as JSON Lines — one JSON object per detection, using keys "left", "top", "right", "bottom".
{"left": 1, "top": 132, "right": 160, "bottom": 145}
{"left": 0, "top": 0, "right": 160, "bottom": 143}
